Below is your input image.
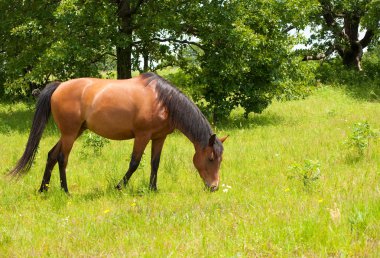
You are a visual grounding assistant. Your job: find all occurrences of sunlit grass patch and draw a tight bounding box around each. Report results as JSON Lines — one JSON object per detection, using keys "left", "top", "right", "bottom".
{"left": 1, "top": 86, "right": 379, "bottom": 256}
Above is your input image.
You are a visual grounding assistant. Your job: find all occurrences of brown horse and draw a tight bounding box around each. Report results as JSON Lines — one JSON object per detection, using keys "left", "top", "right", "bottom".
{"left": 9, "top": 73, "right": 227, "bottom": 193}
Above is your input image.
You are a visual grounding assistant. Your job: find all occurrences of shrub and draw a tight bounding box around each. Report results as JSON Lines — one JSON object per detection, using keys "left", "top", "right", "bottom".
{"left": 345, "top": 121, "right": 379, "bottom": 157}
{"left": 288, "top": 159, "right": 321, "bottom": 191}
{"left": 80, "top": 132, "right": 110, "bottom": 157}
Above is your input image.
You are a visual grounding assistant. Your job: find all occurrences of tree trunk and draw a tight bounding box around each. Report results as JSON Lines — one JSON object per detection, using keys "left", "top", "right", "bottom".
{"left": 341, "top": 41, "right": 363, "bottom": 71}
{"left": 116, "top": 45, "right": 132, "bottom": 79}
{"left": 143, "top": 49, "right": 149, "bottom": 72}
{"left": 116, "top": 0, "right": 133, "bottom": 79}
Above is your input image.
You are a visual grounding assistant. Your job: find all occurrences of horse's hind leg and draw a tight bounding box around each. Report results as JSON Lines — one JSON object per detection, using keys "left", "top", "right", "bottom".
{"left": 58, "top": 124, "right": 86, "bottom": 193}
{"left": 57, "top": 135, "right": 77, "bottom": 193}
{"left": 39, "top": 141, "right": 62, "bottom": 192}
{"left": 38, "top": 124, "right": 85, "bottom": 193}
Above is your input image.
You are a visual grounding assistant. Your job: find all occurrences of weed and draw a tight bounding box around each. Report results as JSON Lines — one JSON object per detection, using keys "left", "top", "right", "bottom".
{"left": 80, "top": 132, "right": 110, "bottom": 157}
{"left": 345, "top": 121, "right": 379, "bottom": 157}
{"left": 349, "top": 208, "right": 368, "bottom": 235}
{"left": 288, "top": 159, "right": 321, "bottom": 191}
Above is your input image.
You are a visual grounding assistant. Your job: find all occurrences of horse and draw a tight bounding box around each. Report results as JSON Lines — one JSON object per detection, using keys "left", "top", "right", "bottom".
{"left": 9, "top": 72, "right": 227, "bottom": 193}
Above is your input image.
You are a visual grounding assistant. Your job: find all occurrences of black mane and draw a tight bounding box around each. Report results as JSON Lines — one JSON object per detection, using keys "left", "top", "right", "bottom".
{"left": 141, "top": 72, "right": 223, "bottom": 155}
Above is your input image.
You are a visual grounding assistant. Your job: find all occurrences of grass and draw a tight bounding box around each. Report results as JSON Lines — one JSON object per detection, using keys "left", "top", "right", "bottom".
{"left": 1, "top": 86, "right": 380, "bottom": 256}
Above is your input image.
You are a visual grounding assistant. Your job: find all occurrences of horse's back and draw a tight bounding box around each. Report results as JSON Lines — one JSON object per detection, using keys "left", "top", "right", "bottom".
{"left": 50, "top": 77, "right": 170, "bottom": 140}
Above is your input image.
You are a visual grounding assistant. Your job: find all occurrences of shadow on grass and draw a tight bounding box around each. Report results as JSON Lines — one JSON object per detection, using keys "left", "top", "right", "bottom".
{"left": 0, "top": 107, "right": 33, "bottom": 134}
{"left": 0, "top": 101, "right": 59, "bottom": 135}
{"left": 344, "top": 84, "right": 380, "bottom": 103}
{"left": 347, "top": 87, "right": 380, "bottom": 102}
{"left": 77, "top": 183, "right": 156, "bottom": 202}
{"left": 325, "top": 72, "right": 380, "bottom": 102}
{"left": 78, "top": 187, "right": 110, "bottom": 201}
{"left": 217, "top": 112, "right": 284, "bottom": 130}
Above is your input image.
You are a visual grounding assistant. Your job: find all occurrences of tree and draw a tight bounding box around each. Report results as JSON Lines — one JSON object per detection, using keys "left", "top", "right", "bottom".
{"left": 0, "top": 0, "right": 198, "bottom": 94}
{"left": 302, "top": 0, "right": 380, "bottom": 71}
{"left": 0, "top": 0, "right": 60, "bottom": 94}
{"left": 112, "top": 0, "right": 148, "bottom": 79}
{"left": 111, "top": 0, "right": 203, "bottom": 78}
{"left": 0, "top": 0, "right": 116, "bottom": 97}
{"left": 0, "top": 0, "right": 316, "bottom": 120}
{"left": 174, "top": 0, "right": 303, "bottom": 120}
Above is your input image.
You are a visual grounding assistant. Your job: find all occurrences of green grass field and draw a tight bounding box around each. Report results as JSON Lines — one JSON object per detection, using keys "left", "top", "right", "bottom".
{"left": 1, "top": 86, "right": 379, "bottom": 257}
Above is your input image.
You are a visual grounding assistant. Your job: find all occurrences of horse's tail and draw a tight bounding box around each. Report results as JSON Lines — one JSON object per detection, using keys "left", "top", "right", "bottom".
{"left": 8, "top": 81, "right": 61, "bottom": 177}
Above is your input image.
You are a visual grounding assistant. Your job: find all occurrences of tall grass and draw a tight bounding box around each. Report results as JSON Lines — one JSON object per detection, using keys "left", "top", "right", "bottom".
{"left": 0, "top": 86, "right": 379, "bottom": 256}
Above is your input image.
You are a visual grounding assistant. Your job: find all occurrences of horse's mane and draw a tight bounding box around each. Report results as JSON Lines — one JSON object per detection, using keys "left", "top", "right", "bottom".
{"left": 141, "top": 72, "right": 223, "bottom": 155}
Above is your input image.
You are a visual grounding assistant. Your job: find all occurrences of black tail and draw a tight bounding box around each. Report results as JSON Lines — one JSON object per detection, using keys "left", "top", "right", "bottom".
{"left": 8, "top": 81, "right": 61, "bottom": 176}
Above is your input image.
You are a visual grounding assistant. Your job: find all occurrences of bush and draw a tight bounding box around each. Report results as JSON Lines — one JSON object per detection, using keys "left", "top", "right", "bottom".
{"left": 80, "top": 133, "right": 110, "bottom": 157}
{"left": 3, "top": 78, "right": 34, "bottom": 101}
{"left": 288, "top": 159, "right": 321, "bottom": 191}
{"left": 345, "top": 121, "right": 379, "bottom": 158}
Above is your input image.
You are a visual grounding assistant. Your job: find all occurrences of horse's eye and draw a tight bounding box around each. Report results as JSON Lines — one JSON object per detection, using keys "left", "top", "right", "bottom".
{"left": 208, "top": 151, "right": 215, "bottom": 162}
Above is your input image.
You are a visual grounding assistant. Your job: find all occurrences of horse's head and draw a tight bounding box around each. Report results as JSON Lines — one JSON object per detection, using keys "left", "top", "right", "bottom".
{"left": 193, "top": 134, "right": 228, "bottom": 192}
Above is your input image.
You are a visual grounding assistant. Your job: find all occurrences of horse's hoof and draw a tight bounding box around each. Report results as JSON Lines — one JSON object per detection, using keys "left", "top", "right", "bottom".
{"left": 149, "top": 186, "right": 158, "bottom": 192}
{"left": 38, "top": 183, "right": 50, "bottom": 193}
{"left": 115, "top": 184, "right": 122, "bottom": 190}
{"left": 38, "top": 187, "right": 48, "bottom": 193}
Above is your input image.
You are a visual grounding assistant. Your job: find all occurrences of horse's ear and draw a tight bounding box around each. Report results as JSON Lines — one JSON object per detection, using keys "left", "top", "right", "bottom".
{"left": 208, "top": 134, "right": 216, "bottom": 147}
{"left": 219, "top": 135, "right": 229, "bottom": 143}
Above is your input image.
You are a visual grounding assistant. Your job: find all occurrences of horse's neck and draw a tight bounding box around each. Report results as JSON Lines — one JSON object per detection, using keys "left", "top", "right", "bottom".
{"left": 175, "top": 125, "right": 210, "bottom": 151}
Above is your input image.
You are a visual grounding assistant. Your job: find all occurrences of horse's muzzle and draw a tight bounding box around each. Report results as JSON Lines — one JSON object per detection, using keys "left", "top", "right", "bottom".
{"left": 210, "top": 185, "right": 219, "bottom": 192}
{"left": 204, "top": 183, "right": 219, "bottom": 192}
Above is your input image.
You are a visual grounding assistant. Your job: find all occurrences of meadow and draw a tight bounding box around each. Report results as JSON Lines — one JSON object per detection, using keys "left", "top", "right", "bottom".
{"left": 0, "top": 86, "right": 379, "bottom": 257}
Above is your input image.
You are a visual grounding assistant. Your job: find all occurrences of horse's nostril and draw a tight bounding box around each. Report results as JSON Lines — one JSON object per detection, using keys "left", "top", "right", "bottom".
{"left": 210, "top": 185, "right": 219, "bottom": 192}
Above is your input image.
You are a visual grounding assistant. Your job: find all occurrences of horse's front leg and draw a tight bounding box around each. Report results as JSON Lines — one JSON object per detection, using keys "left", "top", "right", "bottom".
{"left": 149, "top": 137, "right": 167, "bottom": 191}
{"left": 116, "top": 135, "right": 150, "bottom": 190}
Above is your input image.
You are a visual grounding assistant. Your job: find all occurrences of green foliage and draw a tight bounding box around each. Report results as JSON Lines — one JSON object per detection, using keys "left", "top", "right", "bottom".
{"left": 161, "top": 68, "right": 194, "bottom": 96}
{"left": 1, "top": 0, "right": 59, "bottom": 96}
{"left": 3, "top": 78, "right": 32, "bottom": 100}
{"left": 0, "top": 0, "right": 116, "bottom": 97}
{"left": 345, "top": 121, "right": 379, "bottom": 157}
{"left": 363, "top": 45, "right": 380, "bottom": 82}
{"left": 288, "top": 159, "right": 321, "bottom": 191}
{"left": 177, "top": 0, "right": 305, "bottom": 120}
{"left": 0, "top": 0, "right": 338, "bottom": 118}
{"left": 80, "top": 132, "right": 110, "bottom": 157}
{"left": 275, "top": 59, "right": 319, "bottom": 101}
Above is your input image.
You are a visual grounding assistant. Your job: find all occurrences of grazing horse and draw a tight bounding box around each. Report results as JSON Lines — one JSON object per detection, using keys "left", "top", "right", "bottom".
{"left": 9, "top": 73, "right": 227, "bottom": 193}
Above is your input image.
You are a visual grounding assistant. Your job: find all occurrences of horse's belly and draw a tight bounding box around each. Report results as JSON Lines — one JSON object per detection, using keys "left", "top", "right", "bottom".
{"left": 81, "top": 81, "right": 169, "bottom": 140}
{"left": 85, "top": 108, "right": 137, "bottom": 140}
{"left": 89, "top": 126, "right": 135, "bottom": 140}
